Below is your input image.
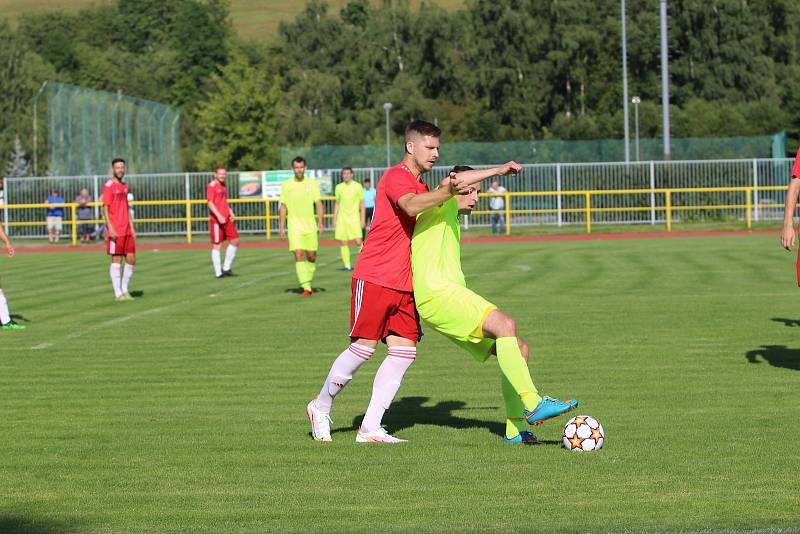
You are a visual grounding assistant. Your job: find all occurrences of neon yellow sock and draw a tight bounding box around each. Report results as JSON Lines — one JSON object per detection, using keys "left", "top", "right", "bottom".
{"left": 295, "top": 261, "right": 311, "bottom": 291}
{"left": 306, "top": 261, "right": 316, "bottom": 289}
{"left": 340, "top": 246, "right": 351, "bottom": 269}
{"left": 501, "top": 375, "right": 528, "bottom": 439}
{"left": 496, "top": 337, "right": 542, "bottom": 412}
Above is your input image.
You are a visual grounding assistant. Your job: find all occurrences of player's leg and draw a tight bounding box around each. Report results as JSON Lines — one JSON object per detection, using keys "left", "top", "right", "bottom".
{"left": 210, "top": 220, "right": 223, "bottom": 278}
{"left": 0, "top": 277, "right": 23, "bottom": 329}
{"left": 55, "top": 218, "right": 62, "bottom": 243}
{"left": 109, "top": 255, "right": 124, "bottom": 299}
{"left": 308, "top": 278, "right": 387, "bottom": 441}
{"left": 222, "top": 222, "right": 239, "bottom": 276}
{"left": 121, "top": 250, "right": 136, "bottom": 298}
{"left": 358, "top": 291, "right": 418, "bottom": 443}
{"left": 291, "top": 249, "right": 310, "bottom": 293}
{"left": 305, "top": 249, "right": 317, "bottom": 291}
{"left": 338, "top": 240, "right": 351, "bottom": 270}
{"left": 483, "top": 309, "right": 577, "bottom": 425}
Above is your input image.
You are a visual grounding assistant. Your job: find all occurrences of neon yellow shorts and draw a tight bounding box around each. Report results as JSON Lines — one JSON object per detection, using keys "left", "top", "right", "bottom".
{"left": 335, "top": 215, "right": 362, "bottom": 241}
{"left": 288, "top": 231, "right": 318, "bottom": 252}
{"left": 417, "top": 284, "right": 497, "bottom": 363}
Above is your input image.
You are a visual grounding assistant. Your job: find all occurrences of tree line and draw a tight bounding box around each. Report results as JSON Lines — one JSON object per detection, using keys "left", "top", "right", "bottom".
{"left": 1, "top": 0, "right": 798, "bottom": 174}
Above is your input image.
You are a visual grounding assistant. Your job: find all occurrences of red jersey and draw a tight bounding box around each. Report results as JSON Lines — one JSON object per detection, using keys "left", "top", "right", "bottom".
{"left": 353, "top": 163, "right": 429, "bottom": 292}
{"left": 101, "top": 179, "right": 132, "bottom": 236}
{"left": 207, "top": 179, "right": 230, "bottom": 220}
{"left": 792, "top": 147, "right": 800, "bottom": 178}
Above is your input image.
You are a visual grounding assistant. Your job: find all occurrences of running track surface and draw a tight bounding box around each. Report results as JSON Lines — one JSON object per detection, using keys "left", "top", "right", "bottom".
{"left": 13, "top": 229, "right": 779, "bottom": 254}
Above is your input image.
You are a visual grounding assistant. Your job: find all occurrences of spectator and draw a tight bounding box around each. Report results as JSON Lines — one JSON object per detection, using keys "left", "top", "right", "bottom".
{"left": 486, "top": 179, "right": 507, "bottom": 235}
{"left": 76, "top": 189, "right": 94, "bottom": 242}
{"left": 362, "top": 177, "right": 376, "bottom": 240}
{"left": 46, "top": 189, "right": 65, "bottom": 243}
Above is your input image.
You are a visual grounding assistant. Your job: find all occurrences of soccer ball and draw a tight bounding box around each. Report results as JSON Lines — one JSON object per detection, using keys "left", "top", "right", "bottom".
{"left": 563, "top": 415, "right": 604, "bottom": 452}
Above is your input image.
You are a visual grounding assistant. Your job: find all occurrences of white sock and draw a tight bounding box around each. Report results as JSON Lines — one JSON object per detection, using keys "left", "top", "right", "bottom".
{"left": 110, "top": 263, "right": 122, "bottom": 297}
{"left": 0, "top": 289, "right": 11, "bottom": 324}
{"left": 212, "top": 249, "right": 222, "bottom": 277}
{"left": 360, "top": 346, "right": 416, "bottom": 432}
{"left": 315, "top": 343, "right": 375, "bottom": 413}
{"left": 121, "top": 264, "right": 134, "bottom": 294}
{"left": 223, "top": 244, "right": 237, "bottom": 271}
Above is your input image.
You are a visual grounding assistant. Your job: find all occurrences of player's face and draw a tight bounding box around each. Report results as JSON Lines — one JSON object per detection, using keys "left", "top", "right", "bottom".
{"left": 408, "top": 135, "right": 440, "bottom": 173}
{"left": 457, "top": 185, "right": 480, "bottom": 214}
{"left": 112, "top": 162, "right": 126, "bottom": 180}
{"left": 215, "top": 169, "right": 227, "bottom": 183}
{"left": 292, "top": 161, "right": 306, "bottom": 179}
{"left": 342, "top": 169, "right": 353, "bottom": 182}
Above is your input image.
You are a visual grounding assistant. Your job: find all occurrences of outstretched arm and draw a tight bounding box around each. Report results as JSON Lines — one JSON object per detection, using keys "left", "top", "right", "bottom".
{"left": 396, "top": 177, "right": 455, "bottom": 217}
{"left": 452, "top": 161, "right": 523, "bottom": 189}
{"left": 0, "top": 224, "right": 14, "bottom": 257}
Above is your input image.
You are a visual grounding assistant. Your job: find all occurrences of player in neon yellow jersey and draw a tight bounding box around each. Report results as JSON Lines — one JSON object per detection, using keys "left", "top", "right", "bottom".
{"left": 333, "top": 166, "right": 365, "bottom": 271}
{"left": 412, "top": 164, "right": 578, "bottom": 444}
{"left": 279, "top": 156, "right": 324, "bottom": 296}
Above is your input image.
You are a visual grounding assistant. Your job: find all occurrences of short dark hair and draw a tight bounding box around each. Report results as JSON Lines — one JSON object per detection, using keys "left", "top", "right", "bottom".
{"left": 405, "top": 120, "right": 441, "bottom": 140}
{"left": 292, "top": 156, "right": 306, "bottom": 165}
{"left": 342, "top": 166, "right": 353, "bottom": 173}
{"left": 451, "top": 165, "right": 474, "bottom": 173}
{"left": 364, "top": 178, "right": 371, "bottom": 184}
{"left": 214, "top": 164, "right": 227, "bottom": 172}
{"left": 111, "top": 158, "right": 126, "bottom": 166}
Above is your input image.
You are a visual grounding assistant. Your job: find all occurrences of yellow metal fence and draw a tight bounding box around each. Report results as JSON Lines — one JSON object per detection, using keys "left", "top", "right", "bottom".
{"left": 1, "top": 185, "right": 789, "bottom": 245}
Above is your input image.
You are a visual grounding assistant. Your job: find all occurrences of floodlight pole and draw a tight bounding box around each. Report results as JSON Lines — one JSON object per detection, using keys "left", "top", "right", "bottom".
{"left": 32, "top": 80, "right": 49, "bottom": 176}
{"left": 632, "top": 96, "right": 641, "bottom": 162}
{"left": 383, "top": 102, "right": 393, "bottom": 168}
{"left": 660, "top": 0, "right": 672, "bottom": 160}
{"left": 621, "top": 0, "right": 631, "bottom": 164}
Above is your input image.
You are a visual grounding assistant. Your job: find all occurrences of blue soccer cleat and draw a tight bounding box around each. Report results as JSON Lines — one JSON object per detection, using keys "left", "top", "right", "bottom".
{"left": 524, "top": 396, "right": 578, "bottom": 426}
{"left": 503, "top": 430, "right": 543, "bottom": 445}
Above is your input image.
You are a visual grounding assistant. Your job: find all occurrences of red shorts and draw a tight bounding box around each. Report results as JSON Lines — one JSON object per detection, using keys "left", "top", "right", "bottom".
{"left": 107, "top": 234, "right": 135, "bottom": 256}
{"left": 349, "top": 278, "right": 421, "bottom": 342}
{"left": 210, "top": 218, "right": 239, "bottom": 244}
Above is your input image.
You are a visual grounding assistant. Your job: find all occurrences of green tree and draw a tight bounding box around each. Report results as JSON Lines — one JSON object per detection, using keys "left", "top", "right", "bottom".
{"left": 194, "top": 51, "right": 281, "bottom": 170}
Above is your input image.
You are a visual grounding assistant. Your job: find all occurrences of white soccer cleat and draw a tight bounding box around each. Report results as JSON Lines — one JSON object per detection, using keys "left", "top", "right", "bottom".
{"left": 355, "top": 427, "right": 407, "bottom": 443}
{"left": 306, "top": 399, "right": 332, "bottom": 442}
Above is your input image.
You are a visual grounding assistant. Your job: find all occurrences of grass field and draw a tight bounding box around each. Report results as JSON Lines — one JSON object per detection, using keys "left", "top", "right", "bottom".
{"left": 1, "top": 234, "right": 799, "bottom": 532}
{"left": 0, "top": 0, "right": 465, "bottom": 39}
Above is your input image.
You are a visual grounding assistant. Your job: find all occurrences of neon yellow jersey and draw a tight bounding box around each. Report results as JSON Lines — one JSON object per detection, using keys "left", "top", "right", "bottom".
{"left": 279, "top": 178, "right": 321, "bottom": 234}
{"left": 411, "top": 197, "right": 465, "bottom": 304}
{"left": 335, "top": 181, "right": 363, "bottom": 220}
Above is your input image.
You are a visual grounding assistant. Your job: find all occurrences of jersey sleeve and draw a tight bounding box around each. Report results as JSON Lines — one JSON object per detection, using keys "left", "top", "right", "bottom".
{"left": 313, "top": 181, "right": 321, "bottom": 202}
{"left": 206, "top": 182, "right": 214, "bottom": 203}
{"left": 334, "top": 184, "right": 342, "bottom": 202}
{"left": 792, "top": 147, "right": 800, "bottom": 179}
{"left": 101, "top": 183, "right": 112, "bottom": 206}
{"left": 356, "top": 183, "right": 364, "bottom": 201}
{"left": 384, "top": 170, "right": 417, "bottom": 205}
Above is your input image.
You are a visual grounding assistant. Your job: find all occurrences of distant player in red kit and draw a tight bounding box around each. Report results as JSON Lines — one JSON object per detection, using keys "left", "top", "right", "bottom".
{"left": 103, "top": 158, "right": 136, "bottom": 301}
{"left": 306, "top": 120, "right": 469, "bottom": 443}
{"left": 207, "top": 165, "right": 239, "bottom": 278}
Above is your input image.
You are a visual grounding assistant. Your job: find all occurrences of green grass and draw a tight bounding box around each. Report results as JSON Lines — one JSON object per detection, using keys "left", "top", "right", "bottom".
{"left": 0, "top": 0, "right": 464, "bottom": 39}
{"left": 1, "top": 234, "right": 799, "bottom": 532}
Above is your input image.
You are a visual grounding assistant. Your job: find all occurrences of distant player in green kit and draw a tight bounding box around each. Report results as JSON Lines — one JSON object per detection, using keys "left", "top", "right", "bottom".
{"left": 333, "top": 167, "right": 365, "bottom": 271}
{"left": 279, "top": 156, "right": 324, "bottom": 296}
{"left": 412, "top": 164, "right": 578, "bottom": 444}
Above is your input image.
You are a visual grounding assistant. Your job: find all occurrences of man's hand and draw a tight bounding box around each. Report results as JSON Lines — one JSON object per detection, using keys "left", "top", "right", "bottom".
{"left": 440, "top": 175, "right": 458, "bottom": 195}
{"left": 108, "top": 226, "right": 117, "bottom": 239}
{"left": 230, "top": 212, "right": 236, "bottom": 222}
{"left": 318, "top": 221, "right": 325, "bottom": 234}
{"left": 279, "top": 228, "right": 286, "bottom": 240}
{"left": 5, "top": 243, "right": 14, "bottom": 258}
{"left": 131, "top": 228, "right": 136, "bottom": 239}
{"left": 498, "top": 161, "right": 523, "bottom": 176}
{"left": 218, "top": 216, "right": 227, "bottom": 225}
{"left": 781, "top": 224, "right": 796, "bottom": 251}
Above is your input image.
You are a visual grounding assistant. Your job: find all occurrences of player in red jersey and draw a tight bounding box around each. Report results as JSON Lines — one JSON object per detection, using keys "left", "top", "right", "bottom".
{"left": 307, "top": 120, "right": 469, "bottom": 443}
{"left": 207, "top": 165, "right": 239, "bottom": 278}
{"left": 102, "top": 158, "right": 136, "bottom": 301}
{"left": 781, "top": 146, "right": 800, "bottom": 284}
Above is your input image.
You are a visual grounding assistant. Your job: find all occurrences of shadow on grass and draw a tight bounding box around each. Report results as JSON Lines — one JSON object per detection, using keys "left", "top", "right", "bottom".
{"left": 284, "top": 287, "right": 326, "bottom": 294}
{"left": 130, "top": 290, "right": 144, "bottom": 298}
{"left": 746, "top": 345, "right": 800, "bottom": 371}
{"left": 328, "top": 396, "right": 560, "bottom": 445}
{"left": 770, "top": 317, "right": 800, "bottom": 327}
{"left": 10, "top": 314, "right": 30, "bottom": 323}
{"left": 0, "top": 514, "right": 78, "bottom": 534}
